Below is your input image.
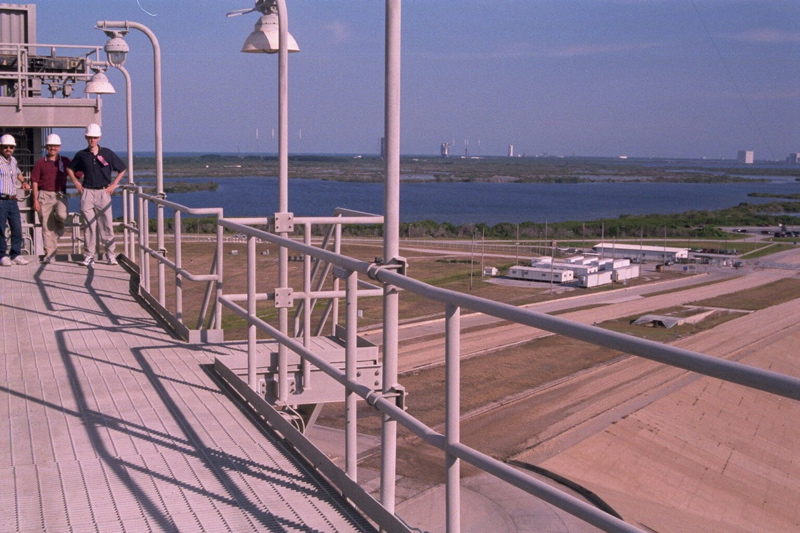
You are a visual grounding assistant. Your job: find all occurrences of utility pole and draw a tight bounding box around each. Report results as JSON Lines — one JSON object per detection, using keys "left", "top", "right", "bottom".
{"left": 480, "top": 227, "right": 485, "bottom": 278}
{"left": 469, "top": 232, "right": 476, "bottom": 290}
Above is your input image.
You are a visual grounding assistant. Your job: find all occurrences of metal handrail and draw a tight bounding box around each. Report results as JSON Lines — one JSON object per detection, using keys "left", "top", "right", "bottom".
{"left": 124, "top": 187, "right": 800, "bottom": 531}
{"left": 213, "top": 218, "right": 800, "bottom": 533}
{"left": 129, "top": 188, "right": 224, "bottom": 333}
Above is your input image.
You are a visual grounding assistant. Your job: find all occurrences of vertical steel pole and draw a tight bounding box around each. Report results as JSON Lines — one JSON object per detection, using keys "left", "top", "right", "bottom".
{"left": 97, "top": 21, "right": 163, "bottom": 299}
{"left": 303, "top": 223, "right": 312, "bottom": 388}
{"left": 276, "top": 0, "right": 290, "bottom": 405}
{"left": 215, "top": 216, "right": 224, "bottom": 330}
{"left": 381, "top": 0, "right": 401, "bottom": 513}
{"left": 345, "top": 269, "right": 359, "bottom": 480}
{"left": 117, "top": 65, "right": 134, "bottom": 259}
{"left": 175, "top": 210, "right": 183, "bottom": 323}
{"left": 331, "top": 221, "right": 342, "bottom": 334}
{"left": 445, "top": 303, "right": 461, "bottom": 533}
{"left": 137, "top": 189, "right": 147, "bottom": 287}
{"left": 141, "top": 197, "right": 150, "bottom": 292}
{"left": 248, "top": 234, "right": 257, "bottom": 391}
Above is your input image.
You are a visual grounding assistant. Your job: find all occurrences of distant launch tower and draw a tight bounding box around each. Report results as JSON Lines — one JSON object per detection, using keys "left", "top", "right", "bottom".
{"left": 508, "top": 144, "right": 514, "bottom": 157}
{"left": 440, "top": 142, "right": 450, "bottom": 157}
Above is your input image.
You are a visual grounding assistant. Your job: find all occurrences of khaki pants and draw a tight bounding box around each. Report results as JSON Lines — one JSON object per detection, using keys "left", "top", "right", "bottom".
{"left": 38, "top": 190, "right": 67, "bottom": 259}
{"left": 80, "top": 188, "right": 115, "bottom": 260}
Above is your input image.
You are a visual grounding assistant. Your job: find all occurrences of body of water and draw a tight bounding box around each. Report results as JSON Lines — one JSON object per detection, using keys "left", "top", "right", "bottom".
{"left": 109, "top": 176, "right": 800, "bottom": 225}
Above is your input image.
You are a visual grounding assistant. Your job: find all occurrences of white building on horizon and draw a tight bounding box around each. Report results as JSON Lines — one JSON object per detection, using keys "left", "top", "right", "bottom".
{"left": 592, "top": 242, "right": 689, "bottom": 264}
{"left": 738, "top": 150, "right": 754, "bottom": 164}
{"left": 508, "top": 254, "right": 641, "bottom": 288}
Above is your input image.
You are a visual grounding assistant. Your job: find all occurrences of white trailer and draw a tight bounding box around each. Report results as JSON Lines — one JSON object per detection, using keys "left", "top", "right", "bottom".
{"left": 509, "top": 266, "right": 574, "bottom": 283}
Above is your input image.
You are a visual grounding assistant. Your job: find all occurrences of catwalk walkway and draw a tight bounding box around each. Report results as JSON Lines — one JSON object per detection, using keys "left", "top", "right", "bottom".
{"left": 0, "top": 257, "right": 374, "bottom": 532}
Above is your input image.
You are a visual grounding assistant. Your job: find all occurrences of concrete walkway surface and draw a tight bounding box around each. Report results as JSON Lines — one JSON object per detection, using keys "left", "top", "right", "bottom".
{"left": 0, "top": 258, "right": 374, "bottom": 532}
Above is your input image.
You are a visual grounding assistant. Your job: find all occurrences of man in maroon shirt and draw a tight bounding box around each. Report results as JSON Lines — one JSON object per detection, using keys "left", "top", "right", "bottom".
{"left": 31, "top": 134, "right": 70, "bottom": 263}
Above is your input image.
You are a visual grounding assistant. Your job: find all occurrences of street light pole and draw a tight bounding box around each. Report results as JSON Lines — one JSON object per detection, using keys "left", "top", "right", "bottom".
{"left": 381, "top": 0, "right": 402, "bottom": 515}
{"left": 275, "top": 0, "right": 291, "bottom": 405}
{"left": 234, "top": 0, "right": 298, "bottom": 398}
{"left": 96, "top": 20, "right": 166, "bottom": 304}
{"left": 103, "top": 64, "right": 135, "bottom": 258}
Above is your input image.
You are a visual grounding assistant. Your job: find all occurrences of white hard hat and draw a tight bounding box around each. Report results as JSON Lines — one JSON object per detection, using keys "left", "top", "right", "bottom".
{"left": 85, "top": 123, "right": 102, "bottom": 137}
{"left": 45, "top": 133, "right": 61, "bottom": 146}
{"left": 0, "top": 134, "right": 16, "bottom": 146}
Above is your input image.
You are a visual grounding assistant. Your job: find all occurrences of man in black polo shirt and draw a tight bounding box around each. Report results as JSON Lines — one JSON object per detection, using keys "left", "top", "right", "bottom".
{"left": 67, "top": 123, "right": 127, "bottom": 266}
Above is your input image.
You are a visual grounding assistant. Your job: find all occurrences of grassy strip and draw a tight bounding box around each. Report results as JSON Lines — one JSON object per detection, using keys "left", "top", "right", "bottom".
{"left": 689, "top": 278, "right": 800, "bottom": 311}
{"left": 741, "top": 243, "right": 793, "bottom": 259}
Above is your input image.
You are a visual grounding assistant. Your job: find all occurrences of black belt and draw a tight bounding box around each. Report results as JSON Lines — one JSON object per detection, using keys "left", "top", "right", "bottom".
{"left": 0, "top": 194, "right": 16, "bottom": 200}
{"left": 84, "top": 185, "right": 107, "bottom": 190}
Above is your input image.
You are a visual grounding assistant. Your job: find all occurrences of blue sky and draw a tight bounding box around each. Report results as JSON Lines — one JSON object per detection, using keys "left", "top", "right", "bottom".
{"left": 31, "top": 0, "right": 800, "bottom": 159}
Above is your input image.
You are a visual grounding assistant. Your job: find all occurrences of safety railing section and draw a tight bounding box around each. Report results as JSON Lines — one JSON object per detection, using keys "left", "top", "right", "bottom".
{"left": 210, "top": 220, "right": 800, "bottom": 533}
{"left": 122, "top": 183, "right": 386, "bottom": 345}
{"left": 124, "top": 185, "right": 225, "bottom": 343}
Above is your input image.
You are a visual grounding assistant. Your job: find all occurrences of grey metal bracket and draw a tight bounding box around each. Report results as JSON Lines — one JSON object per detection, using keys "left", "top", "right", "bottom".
{"left": 367, "top": 255, "right": 408, "bottom": 280}
{"left": 274, "top": 287, "right": 294, "bottom": 308}
{"left": 384, "top": 384, "right": 407, "bottom": 411}
{"left": 273, "top": 211, "right": 294, "bottom": 233}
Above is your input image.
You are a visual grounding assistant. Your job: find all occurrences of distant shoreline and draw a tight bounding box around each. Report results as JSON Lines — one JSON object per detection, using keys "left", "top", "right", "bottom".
{"left": 121, "top": 153, "right": 800, "bottom": 184}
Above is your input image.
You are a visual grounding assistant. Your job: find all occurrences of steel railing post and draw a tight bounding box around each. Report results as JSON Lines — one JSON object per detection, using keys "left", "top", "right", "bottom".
{"left": 331, "top": 221, "right": 342, "bottom": 335}
{"left": 445, "top": 303, "right": 461, "bottom": 533}
{"left": 303, "top": 223, "right": 312, "bottom": 388}
{"left": 174, "top": 210, "right": 183, "bottom": 323}
{"left": 141, "top": 196, "right": 150, "bottom": 292}
{"left": 248, "top": 234, "right": 257, "bottom": 391}
{"left": 215, "top": 215, "right": 224, "bottom": 330}
{"left": 346, "top": 269, "right": 359, "bottom": 480}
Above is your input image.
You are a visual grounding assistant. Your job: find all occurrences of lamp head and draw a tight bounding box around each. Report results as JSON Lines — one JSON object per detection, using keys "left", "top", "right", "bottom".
{"left": 104, "top": 31, "right": 129, "bottom": 67}
{"left": 241, "top": 10, "right": 299, "bottom": 53}
{"left": 85, "top": 69, "right": 115, "bottom": 95}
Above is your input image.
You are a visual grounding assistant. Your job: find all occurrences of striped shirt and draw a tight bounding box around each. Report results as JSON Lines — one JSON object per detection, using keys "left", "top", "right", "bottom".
{"left": 0, "top": 155, "right": 20, "bottom": 197}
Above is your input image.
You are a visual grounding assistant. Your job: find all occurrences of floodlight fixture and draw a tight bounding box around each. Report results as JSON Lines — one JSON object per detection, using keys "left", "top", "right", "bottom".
{"left": 103, "top": 31, "right": 129, "bottom": 67}
{"left": 84, "top": 68, "right": 115, "bottom": 94}
{"left": 241, "top": 9, "right": 299, "bottom": 53}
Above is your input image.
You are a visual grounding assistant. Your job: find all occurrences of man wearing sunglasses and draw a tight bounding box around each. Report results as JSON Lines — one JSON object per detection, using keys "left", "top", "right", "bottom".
{"left": 67, "top": 123, "right": 127, "bottom": 267}
{"left": 0, "top": 134, "right": 31, "bottom": 267}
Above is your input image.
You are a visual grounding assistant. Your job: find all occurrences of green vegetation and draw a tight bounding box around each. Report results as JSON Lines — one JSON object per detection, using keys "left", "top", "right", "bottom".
{"left": 689, "top": 278, "right": 800, "bottom": 311}
{"left": 741, "top": 243, "right": 794, "bottom": 259}
{"left": 390, "top": 200, "right": 800, "bottom": 240}
{"left": 749, "top": 192, "right": 800, "bottom": 200}
{"left": 139, "top": 180, "right": 218, "bottom": 194}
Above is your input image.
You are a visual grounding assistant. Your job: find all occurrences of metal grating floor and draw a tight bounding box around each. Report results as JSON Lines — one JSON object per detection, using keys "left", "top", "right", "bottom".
{"left": 0, "top": 258, "right": 375, "bottom": 532}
